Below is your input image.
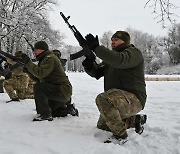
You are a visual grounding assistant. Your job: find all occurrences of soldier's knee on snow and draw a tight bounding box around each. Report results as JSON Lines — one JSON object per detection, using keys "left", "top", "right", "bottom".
{"left": 96, "top": 92, "right": 114, "bottom": 108}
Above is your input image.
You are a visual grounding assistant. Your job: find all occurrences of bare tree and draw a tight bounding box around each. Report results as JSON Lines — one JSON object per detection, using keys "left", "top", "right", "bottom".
{"left": 163, "top": 23, "right": 180, "bottom": 65}
{"left": 0, "top": 0, "right": 64, "bottom": 55}
{"left": 100, "top": 31, "right": 113, "bottom": 49}
{"left": 126, "top": 27, "right": 164, "bottom": 74}
{"left": 145, "top": 0, "right": 179, "bottom": 27}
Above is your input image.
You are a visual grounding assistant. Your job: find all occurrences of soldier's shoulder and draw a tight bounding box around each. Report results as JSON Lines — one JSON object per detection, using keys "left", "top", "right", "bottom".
{"left": 43, "top": 54, "right": 57, "bottom": 63}
{"left": 44, "top": 54, "right": 54, "bottom": 60}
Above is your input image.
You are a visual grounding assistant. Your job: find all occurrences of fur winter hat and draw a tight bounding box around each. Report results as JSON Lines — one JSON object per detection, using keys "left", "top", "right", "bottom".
{"left": 15, "top": 50, "right": 23, "bottom": 57}
{"left": 34, "top": 41, "right": 49, "bottom": 51}
{"left": 111, "top": 31, "right": 130, "bottom": 44}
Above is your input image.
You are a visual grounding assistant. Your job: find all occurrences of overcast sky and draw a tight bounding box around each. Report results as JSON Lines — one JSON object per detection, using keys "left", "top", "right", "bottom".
{"left": 48, "top": 0, "right": 180, "bottom": 45}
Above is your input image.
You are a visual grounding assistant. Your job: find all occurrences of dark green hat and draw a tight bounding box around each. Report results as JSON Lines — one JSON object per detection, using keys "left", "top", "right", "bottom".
{"left": 112, "top": 31, "right": 130, "bottom": 44}
{"left": 34, "top": 41, "right": 49, "bottom": 51}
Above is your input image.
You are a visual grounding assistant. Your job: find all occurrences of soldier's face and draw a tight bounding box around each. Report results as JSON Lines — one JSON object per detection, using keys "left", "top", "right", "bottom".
{"left": 111, "top": 37, "right": 124, "bottom": 49}
{"left": 33, "top": 49, "right": 44, "bottom": 56}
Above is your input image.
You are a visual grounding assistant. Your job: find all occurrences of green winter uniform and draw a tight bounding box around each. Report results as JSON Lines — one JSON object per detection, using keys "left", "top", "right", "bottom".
{"left": 84, "top": 42, "right": 147, "bottom": 137}
{"left": 25, "top": 50, "right": 72, "bottom": 116}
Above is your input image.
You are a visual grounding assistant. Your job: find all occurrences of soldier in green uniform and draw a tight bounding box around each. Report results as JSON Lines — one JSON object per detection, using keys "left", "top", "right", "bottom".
{"left": 20, "top": 41, "right": 78, "bottom": 121}
{"left": 52, "top": 49, "right": 67, "bottom": 71}
{"left": 3, "top": 51, "right": 29, "bottom": 103}
{"left": 52, "top": 49, "right": 78, "bottom": 116}
{"left": 82, "top": 31, "right": 147, "bottom": 143}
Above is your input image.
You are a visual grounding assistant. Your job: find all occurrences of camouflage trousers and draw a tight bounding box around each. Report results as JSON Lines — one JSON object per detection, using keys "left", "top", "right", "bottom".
{"left": 25, "top": 78, "right": 34, "bottom": 99}
{"left": 96, "top": 89, "right": 143, "bottom": 137}
{"left": 3, "top": 75, "right": 29, "bottom": 99}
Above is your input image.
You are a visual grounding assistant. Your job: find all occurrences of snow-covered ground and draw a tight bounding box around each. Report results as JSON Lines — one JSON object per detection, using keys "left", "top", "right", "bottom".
{"left": 0, "top": 72, "right": 180, "bottom": 154}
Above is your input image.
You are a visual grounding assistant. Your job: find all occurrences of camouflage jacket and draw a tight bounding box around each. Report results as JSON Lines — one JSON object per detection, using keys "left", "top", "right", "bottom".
{"left": 85, "top": 43, "right": 147, "bottom": 108}
{"left": 25, "top": 50, "right": 72, "bottom": 100}
{"left": 12, "top": 66, "right": 28, "bottom": 78}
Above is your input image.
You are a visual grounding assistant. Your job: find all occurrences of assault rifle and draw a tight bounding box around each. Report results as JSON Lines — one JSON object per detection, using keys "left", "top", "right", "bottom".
{"left": 24, "top": 37, "right": 34, "bottom": 51}
{"left": 0, "top": 53, "right": 21, "bottom": 77}
{"left": 60, "top": 12, "right": 95, "bottom": 60}
{"left": 0, "top": 50, "right": 25, "bottom": 66}
{"left": 0, "top": 38, "right": 36, "bottom": 77}
{"left": 0, "top": 63, "right": 21, "bottom": 77}
{"left": 23, "top": 37, "right": 37, "bottom": 62}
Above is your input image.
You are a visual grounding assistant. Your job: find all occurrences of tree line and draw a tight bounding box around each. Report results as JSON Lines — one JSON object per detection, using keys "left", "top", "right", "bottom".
{"left": 63, "top": 23, "right": 180, "bottom": 74}
{"left": 1, "top": 0, "right": 180, "bottom": 74}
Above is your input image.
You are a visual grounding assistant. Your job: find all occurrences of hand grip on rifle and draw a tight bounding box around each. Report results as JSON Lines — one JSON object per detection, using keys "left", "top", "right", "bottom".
{"left": 85, "top": 34, "right": 99, "bottom": 51}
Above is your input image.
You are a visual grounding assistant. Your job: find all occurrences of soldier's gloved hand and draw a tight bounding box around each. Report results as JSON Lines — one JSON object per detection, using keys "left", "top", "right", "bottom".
{"left": 23, "top": 67, "right": 29, "bottom": 73}
{"left": 85, "top": 33, "right": 99, "bottom": 51}
{"left": 21, "top": 54, "right": 31, "bottom": 65}
{"left": 1, "top": 68, "right": 11, "bottom": 76}
{"left": 5, "top": 72, "right": 12, "bottom": 80}
{"left": 82, "top": 56, "right": 95, "bottom": 71}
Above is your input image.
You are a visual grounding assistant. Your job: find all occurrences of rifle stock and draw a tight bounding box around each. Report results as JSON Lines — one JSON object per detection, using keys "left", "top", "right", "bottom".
{"left": 60, "top": 12, "right": 95, "bottom": 60}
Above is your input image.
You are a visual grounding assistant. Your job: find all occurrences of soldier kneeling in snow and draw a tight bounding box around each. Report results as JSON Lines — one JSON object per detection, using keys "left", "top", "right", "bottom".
{"left": 82, "top": 31, "right": 147, "bottom": 144}
{"left": 20, "top": 41, "right": 78, "bottom": 121}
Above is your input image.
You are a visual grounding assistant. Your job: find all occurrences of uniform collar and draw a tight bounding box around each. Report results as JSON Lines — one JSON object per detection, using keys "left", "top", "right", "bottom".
{"left": 113, "top": 42, "right": 132, "bottom": 52}
{"left": 36, "top": 50, "right": 52, "bottom": 61}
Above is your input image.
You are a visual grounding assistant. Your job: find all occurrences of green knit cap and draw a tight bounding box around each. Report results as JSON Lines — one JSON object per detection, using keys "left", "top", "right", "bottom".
{"left": 111, "top": 31, "right": 130, "bottom": 44}
{"left": 34, "top": 41, "right": 49, "bottom": 51}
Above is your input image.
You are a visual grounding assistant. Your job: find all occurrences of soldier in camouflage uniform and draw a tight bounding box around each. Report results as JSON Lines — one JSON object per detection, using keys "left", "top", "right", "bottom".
{"left": 82, "top": 31, "right": 147, "bottom": 143}
{"left": 3, "top": 51, "right": 30, "bottom": 103}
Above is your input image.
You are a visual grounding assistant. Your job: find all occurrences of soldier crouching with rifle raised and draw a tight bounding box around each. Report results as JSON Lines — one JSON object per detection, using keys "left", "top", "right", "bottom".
{"left": 20, "top": 41, "right": 78, "bottom": 121}
{"left": 3, "top": 51, "right": 29, "bottom": 103}
{"left": 82, "top": 31, "right": 147, "bottom": 144}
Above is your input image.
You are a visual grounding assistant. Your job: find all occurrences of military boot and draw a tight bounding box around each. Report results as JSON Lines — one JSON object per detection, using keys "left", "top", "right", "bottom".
{"left": 6, "top": 98, "right": 20, "bottom": 103}
{"left": 67, "top": 103, "right": 79, "bottom": 116}
{"left": 33, "top": 114, "right": 53, "bottom": 121}
{"left": 135, "top": 114, "right": 147, "bottom": 134}
{"left": 104, "top": 132, "right": 128, "bottom": 145}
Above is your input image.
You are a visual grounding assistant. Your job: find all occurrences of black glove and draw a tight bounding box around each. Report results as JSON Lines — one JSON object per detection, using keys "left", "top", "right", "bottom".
{"left": 82, "top": 56, "right": 95, "bottom": 70}
{"left": 5, "top": 72, "right": 12, "bottom": 80}
{"left": 85, "top": 33, "right": 99, "bottom": 51}
{"left": 21, "top": 53, "right": 31, "bottom": 65}
{"left": 23, "top": 67, "right": 29, "bottom": 73}
{"left": 1, "top": 68, "right": 11, "bottom": 76}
